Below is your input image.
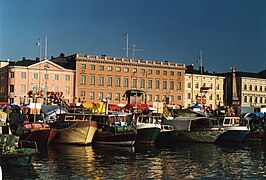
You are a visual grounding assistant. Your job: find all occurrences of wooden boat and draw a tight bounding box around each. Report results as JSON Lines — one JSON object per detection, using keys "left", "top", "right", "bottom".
{"left": 216, "top": 116, "right": 250, "bottom": 142}
{"left": 0, "top": 134, "right": 39, "bottom": 166}
{"left": 92, "top": 112, "right": 137, "bottom": 146}
{"left": 52, "top": 113, "right": 97, "bottom": 145}
{"left": 164, "top": 116, "right": 224, "bottom": 143}
{"left": 135, "top": 114, "right": 161, "bottom": 145}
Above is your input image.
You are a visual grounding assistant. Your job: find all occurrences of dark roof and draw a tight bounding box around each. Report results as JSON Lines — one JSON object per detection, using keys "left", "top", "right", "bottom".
{"left": 9, "top": 60, "right": 38, "bottom": 66}
{"left": 220, "top": 71, "right": 266, "bottom": 79}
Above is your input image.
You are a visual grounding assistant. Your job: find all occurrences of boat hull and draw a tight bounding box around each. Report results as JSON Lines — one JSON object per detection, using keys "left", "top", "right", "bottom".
{"left": 216, "top": 126, "right": 250, "bottom": 142}
{"left": 156, "top": 130, "right": 180, "bottom": 144}
{"left": 53, "top": 120, "right": 97, "bottom": 145}
{"left": 177, "top": 129, "right": 224, "bottom": 143}
{"left": 20, "top": 128, "right": 52, "bottom": 148}
{"left": 93, "top": 131, "right": 136, "bottom": 146}
{"left": 136, "top": 124, "right": 161, "bottom": 144}
{"left": 2, "top": 149, "right": 39, "bottom": 166}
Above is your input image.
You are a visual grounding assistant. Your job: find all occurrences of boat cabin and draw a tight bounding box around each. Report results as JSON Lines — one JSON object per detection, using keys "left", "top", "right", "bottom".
{"left": 222, "top": 117, "right": 241, "bottom": 127}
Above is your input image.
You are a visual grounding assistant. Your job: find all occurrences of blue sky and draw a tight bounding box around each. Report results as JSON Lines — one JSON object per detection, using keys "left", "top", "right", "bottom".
{"left": 0, "top": 0, "right": 266, "bottom": 73}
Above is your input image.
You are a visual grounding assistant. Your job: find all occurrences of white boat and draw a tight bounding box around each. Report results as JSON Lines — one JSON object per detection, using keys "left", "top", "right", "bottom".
{"left": 216, "top": 116, "right": 250, "bottom": 142}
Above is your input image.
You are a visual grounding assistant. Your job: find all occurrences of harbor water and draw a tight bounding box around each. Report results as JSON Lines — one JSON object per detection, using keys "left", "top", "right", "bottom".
{"left": 2, "top": 142, "right": 266, "bottom": 179}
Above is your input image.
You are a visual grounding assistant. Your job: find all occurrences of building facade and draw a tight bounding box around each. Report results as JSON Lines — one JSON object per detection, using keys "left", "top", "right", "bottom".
{"left": 52, "top": 54, "right": 186, "bottom": 106}
{"left": 184, "top": 65, "right": 225, "bottom": 109}
{"left": 0, "top": 59, "right": 75, "bottom": 105}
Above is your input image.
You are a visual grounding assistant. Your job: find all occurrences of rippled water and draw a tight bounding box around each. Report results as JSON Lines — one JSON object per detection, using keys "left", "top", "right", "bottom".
{"left": 2, "top": 142, "right": 266, "bottom": 179}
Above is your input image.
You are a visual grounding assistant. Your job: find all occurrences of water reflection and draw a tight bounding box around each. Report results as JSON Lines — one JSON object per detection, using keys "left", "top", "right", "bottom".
{"left": 2, "top": 142, "right": 266, "bottom": 179}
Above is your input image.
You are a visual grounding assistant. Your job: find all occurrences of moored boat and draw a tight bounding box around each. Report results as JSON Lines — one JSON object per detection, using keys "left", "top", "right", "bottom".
{"left": 156, "top": 124, "right": 180, "bottom": 144}
{"left": 0, "top": 134, "right": 39, "bottom": 166}
{"left": 135, "top": 114, "right": 161, "bottom": 145}
{"left": 92, "top": 112, "right": 137, "bottom": 146}
{"left": 216, "top": 116, "right": 250, "bottom": 142}
{"left": 164, "top": 116, "right": 224, "bottom": 143}
{"left": 52, "top": 113, "right": 97, "bottom": 145}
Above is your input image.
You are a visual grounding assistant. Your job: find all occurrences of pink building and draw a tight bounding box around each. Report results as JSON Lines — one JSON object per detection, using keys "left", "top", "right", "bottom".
{"left": 0, "top": 59, "right": 75, "bottom": 105}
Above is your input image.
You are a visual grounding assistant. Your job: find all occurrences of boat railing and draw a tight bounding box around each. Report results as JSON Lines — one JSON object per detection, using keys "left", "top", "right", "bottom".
{"left": 57, "top": 113, "right": 93, "bottom": 121}
{"left": 20, "top": 140, "right": 38, "bottom": 151}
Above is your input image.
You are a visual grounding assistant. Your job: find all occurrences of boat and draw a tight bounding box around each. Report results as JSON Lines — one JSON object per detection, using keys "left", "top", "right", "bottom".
{"left": 0, "top": 134, "right": 39, "bottom": 166}
{"left": 5, "top": 106, "right": 55, "bottom": 149}
{"left": 91, "top": 111, "right": 137, "bottom": 146}
{"left": 155, "top": 124, "right": 180, "bottom": 144}
{"left": 216, "top": 116, "right": 250, "bottom": 142}
{"left": 51, "top": 113, "right": 97, "bottom": 145}
{"left": 242, "top": 112, "right": 265, "bottom": 142}
{"left": 164, "top": 116, "right": 224, "bottom": 143}
{"left": 135, "top": 114, "right": 161, "bottom": 145}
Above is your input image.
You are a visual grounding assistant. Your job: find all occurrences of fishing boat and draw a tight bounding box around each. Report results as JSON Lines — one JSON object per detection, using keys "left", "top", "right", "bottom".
{"left": 0, "top": 134, "right": 39, "bottom": 166}
{"left": 92, "top": 112, "right": 137, "bottom": 146}
{"left": 51, "top": 113, "right": 97, "bottom": 145}
{"left": 216, "top": 116, "right": 250, "bottom": 142}
{"left": 135, "top": 114, "right": 161, "bottom": 145}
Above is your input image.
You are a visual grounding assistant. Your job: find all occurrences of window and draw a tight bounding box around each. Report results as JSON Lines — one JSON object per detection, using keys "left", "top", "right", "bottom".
{"left": 124, "top": 77, "right": 129, "bottom": 87}
{"left": 116, "top": 67, "right": 121, "bottom": 72}
{"left": 260, "top": 97, "right": 263, "bottom": 103}
{"left": 177, "top": 81, "right": 181, "bottom": 90}
{"left": 244, "top": 84, "right": 247, "bottom": 90}
{"left": 195, "top": 82, "right": 199, "bottom": 89}
{"left": 116, "top": 77, "right": 121, "bottom": 87}
{"left": 177, "top": 72, "right": 181, "bottom": 76}
{"left": 170, "top": 71, "right": 174, "bottom": 76}
{"left": 163, "top": 81, "right": 167, "bottom": 89}
{"left": 98, "top": 92, "right": 103, "bottom": 100}
{"left": 148, "top": 80, "right": 152, "bottom": 88}
{"left": 107, "top": 77, "right": 112, "bottom": 86}
{"left": 10, "top": 85, "right": 14, "bottom": 92}
{"left": 249, "top": 85, "right": 252, "bottom": 91}
{"left": 177, "top": 96, "right": 181, "bottom": 100}
{"left": 33, "top": 73, "right": 38, "bottom": 80}
{"left": 124, "top": 67, "right": 129, "bottom": 73}
{"left": 163, "top": 71, "right": 167, "bottom": 75}
{"left": 21, "top": 72, "right": 26, "bottom": 79}
{"left": 156, "top": 70, "right": 160, "bottom": 75}
{"left": 249, "top": 96, "right": 252, "bottom": 103}
{"left": 188, "top": 93, "right": 191, "bottom": 99}
{"left": 260, "top": 86, "right": 262, "bottom": 91}
{"left": 132, "top": 68, "right": 137, "bottom": 73}
{"left": 141, "top": 69, "right": 145, "bottom": 74}
{"left": 44, "top": 74, "right": 48, "bottom": 80}
{"left": 10, "top": 72, "right": 14, "bottom": 78}
{"left": 108, "top": 66, "right": 112, "bottom": 71}
{"left": 255, "top": 85, "right": 258, "bottom": 91}
{"left": 209, "top": 83, "right": 213, "bottom": 89}
{"left": 140, "top": 79, "right": 145, "bottom": 88}
{"left": 217, "top": 83, "right": 220, "bottom": 90}
{"left": 170, "top": 95, "right": 174, "bottom": 102}
{"left": 216, "top": 94, "right": 220, "bottom": 101}
{"left": 81, "top": 91, "right": 85, "bottom": 96}
{"left": 156, "top": 80, "right": 160, "bottom": 89}
{"left": 147, "top": 94, "right": 152, "bottom": 101}
{"left": 90, "top": 75, "right": 95, "bottom": 85}
{"left": 54, "top": 74, "right": 59, "bottom": 80}
{"left": 81, "top": 75, "right": 86, "bottom": 85}
{"left": 90, "top": 92, "right": 95, "bottom": 99}
{"left": 209, "top": 94, "right": 213, "bottom": 100}
{"left": 100, "top": 66, "right": 104, "bottom": 71}
{"left": 107, "top": 92, "right": 112, "bottom": 100}
{"left": 90, "top": 65, "right": 95, "bottom": 70}
{"left": 81, "top": 64, "right": 86, "bottom": 69}
{"left": 244, "top": 96, "right": 247, "bottom": 103}
{"left": 66, "top": 75, "right": 70, "bottom": 81}
{"left": 170, "top": 81, "right": 174, "bottom": 90}
{"left": 148, "top": 70, "right": 152, "bottom": 75}
{"left": 20, "top": 84, "right": 26, "bottom": 93}
{"left": 54, "top": 85, "right": 59, "bottom": 92}
{"left": 99, "top": 76, "right": 104, "bottom": 86}
{"left": 255, "top": 97, "right": 258, "bottom": 103}
{"left": 155, "top": 95, "right": 159, "bottom": 101}
{"left": 132, "top": 79, "right": 137, "bottom": 88}
{"left": 115, "top": 93, "right": 120, "bottom": 100}
{"left": 65, "top": 86, "right": 70, "bottom": 94}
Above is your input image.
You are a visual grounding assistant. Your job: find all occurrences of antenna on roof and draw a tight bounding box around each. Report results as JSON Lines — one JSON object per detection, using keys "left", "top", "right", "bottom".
{"left": 45, "top": 37, "right": 48, "bottom": 60}
{"left": 128, "top": 44, "right": 144, "bottom": 60}
{"left": 123, "top": 32, "right": 129, "bottom": 58}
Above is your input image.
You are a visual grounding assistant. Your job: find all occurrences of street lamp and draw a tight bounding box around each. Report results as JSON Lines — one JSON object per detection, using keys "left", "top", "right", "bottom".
{"left": 44, "top": 65, "right": 50, "bottom": 105}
